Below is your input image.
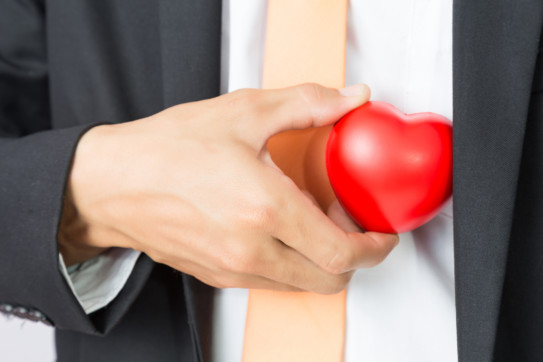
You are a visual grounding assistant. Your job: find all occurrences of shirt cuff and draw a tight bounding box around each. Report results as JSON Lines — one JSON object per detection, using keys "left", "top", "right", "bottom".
{"left": 58, "top": 248, "right": 141, "bottom": 314}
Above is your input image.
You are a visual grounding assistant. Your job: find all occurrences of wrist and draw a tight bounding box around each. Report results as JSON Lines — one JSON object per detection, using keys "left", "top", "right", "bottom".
{"left": 58, "top": 125, "right": 133, "bottom": 266}
{"left": 58, "top": 182, "right": 109, "bottom": 266}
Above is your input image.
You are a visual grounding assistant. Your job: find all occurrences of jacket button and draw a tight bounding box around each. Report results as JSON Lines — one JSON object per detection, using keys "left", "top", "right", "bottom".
{"left": 28, "top": 310, "right": 49, "bottom": 324}
{"left": 13, "top": 307, "right": 28, "bottom": 318}
{"left": 27, "top": 310, "right": 41, "bottom": 322}
{"left": 0, "top": 304, "right": 14, "bottom": 314}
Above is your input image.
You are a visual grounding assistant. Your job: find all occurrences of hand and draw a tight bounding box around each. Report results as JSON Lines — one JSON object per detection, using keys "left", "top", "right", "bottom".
{"left": 59, "top": 83, "right": 399, "bottom": 294}
{"left": 302, "top": 191, "right": 395, "bottom": 262}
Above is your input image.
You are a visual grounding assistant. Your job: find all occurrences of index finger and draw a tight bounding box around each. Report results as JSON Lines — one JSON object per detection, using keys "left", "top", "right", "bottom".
{"left": 238, "top": 83, "right": 370, "bottom": 146}
{"left": 273, "top": 178, "right": 399, "bottom": 274}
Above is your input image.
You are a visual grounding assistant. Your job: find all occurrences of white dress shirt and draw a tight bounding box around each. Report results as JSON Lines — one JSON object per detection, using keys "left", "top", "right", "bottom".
{"left": 61, "top": 1, "right": 457, "bottom": 361}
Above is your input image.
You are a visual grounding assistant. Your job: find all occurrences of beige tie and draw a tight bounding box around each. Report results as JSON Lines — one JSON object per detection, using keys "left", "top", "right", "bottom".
{"left": 242, "top": 1, "right": 348, "bottom": 361}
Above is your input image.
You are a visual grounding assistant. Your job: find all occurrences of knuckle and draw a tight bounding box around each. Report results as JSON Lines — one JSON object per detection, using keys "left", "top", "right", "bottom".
{"left": 214, "top": 245, "right": 242, "bottom": 272}
{"left": 296, "top": 83, "right": 325, "bottom": 123}
{"left": 238, "top": 195, "right": 281, "bottom": 232}
{"left": 297, "top": 83, "right": 323, "bottom": 104}
{"left": 253, "top": 201, "right": 277, "bottom": 229}
{"left": 321, "top": 247, "right": 356, "bottom": 275}
{"left": 215, "top": 242, "right": 261, "bottom": 275}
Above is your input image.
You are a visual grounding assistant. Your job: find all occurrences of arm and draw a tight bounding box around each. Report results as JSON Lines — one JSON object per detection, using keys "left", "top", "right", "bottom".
{"left": 60, "top": 84, "right": 399, "bottom": 295}
{"left": 0, "top": 0, "right": 153, "bottom": 334}
{"left": 1, "top": 0, "right": 397, "bottom": 333}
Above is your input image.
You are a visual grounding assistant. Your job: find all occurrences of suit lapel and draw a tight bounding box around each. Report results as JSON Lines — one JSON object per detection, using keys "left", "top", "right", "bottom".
{"left": 158, "top": 1, "right": 221, "bottom": 361}
{"left": 453, "top": 0, "right": 543, "bottom": 360}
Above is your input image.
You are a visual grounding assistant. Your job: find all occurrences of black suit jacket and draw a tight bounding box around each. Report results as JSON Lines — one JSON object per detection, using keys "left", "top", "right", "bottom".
{"left": 0, "top": 0, "right": 542, "bottom": 361}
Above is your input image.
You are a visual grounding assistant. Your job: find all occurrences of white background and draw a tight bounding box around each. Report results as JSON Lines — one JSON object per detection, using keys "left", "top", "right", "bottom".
{"left": 0, "top": 315, "right": 55, "bottom": 362}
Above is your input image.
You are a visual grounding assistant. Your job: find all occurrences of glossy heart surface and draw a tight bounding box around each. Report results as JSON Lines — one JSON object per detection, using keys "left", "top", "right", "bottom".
{"left": 326, "top": 101, "right": 452, "bottom": 233}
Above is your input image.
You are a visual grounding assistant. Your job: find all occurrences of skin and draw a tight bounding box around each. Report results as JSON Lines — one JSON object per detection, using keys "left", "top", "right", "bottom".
{"left": 58, "top": 83, "right": 399, "bottom": 295}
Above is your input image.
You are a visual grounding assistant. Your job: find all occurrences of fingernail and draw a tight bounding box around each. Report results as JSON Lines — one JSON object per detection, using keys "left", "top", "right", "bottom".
{"left": 339, "top": 84, "right": 369, "bottom": 97}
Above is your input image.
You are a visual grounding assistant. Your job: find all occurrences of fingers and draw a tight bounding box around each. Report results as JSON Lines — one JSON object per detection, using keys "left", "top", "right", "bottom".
{"left": 263, "top": 83, "right": 370, "bottom": 138}
{"left": 168, "top": 256, "right": 302, "bottom": 292}
{"left": 197, "top": 269, "right": 303, "bottom": 292}
{"left": 344, "top": 232, "right": 400, "bottom": 269}
{"left": 326, "top": 200, "right": 399, "bottom": 269}
{"left": 198, "top": 235, "right": 353, "bottom": 294}
{"left": 257, "top": 240, "right": 355, "bottom": 294}
{"left": 273, "top": 181, "right": 399, "bottom": 275}
{"left": 224, "top": 83, "right": 370, "bottom": 145}
{"left": 172, "top": 230, "right": 352, "bottom": 293}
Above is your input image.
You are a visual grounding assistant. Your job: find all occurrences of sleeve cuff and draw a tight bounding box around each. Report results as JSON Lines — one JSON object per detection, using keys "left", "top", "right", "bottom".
{"left": 59, "top": 248, "right": 141, "bottom": 314}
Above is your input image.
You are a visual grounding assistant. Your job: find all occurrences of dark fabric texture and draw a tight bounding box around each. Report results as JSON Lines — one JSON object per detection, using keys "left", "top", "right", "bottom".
{"left": 0, "top": 0, "right": 158, "bottom": 335}
{"left": 453, "top": 0, "right": 543, "bottom": 361}
{"left": 493, "top": 21, "right": 543, "bottom": 362}
{"left": 55, "top": 264, "right": 196, "bottom": 362}
{"left": 0, "top": 0, "right": 220, "bottom": 360}
{"left": 0, "top": 0, "right": 543, "bottom": 361}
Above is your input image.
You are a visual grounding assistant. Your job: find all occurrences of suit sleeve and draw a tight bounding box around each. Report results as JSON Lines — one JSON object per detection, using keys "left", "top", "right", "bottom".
{"left": 0, "top": 0, "right": 154, "bottom": 334}
{"left": 60, "top": 248, "right": 141, "bottom": 314}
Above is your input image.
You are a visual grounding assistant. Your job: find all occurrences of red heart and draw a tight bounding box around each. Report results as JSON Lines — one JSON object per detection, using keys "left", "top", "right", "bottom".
{"left": 326, "top": 101, "right": 453, "bottom": 233}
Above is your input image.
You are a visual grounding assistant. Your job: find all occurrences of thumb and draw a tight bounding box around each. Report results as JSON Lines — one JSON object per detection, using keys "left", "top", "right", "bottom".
{"left": 258, "top": 83, "right": 371, "bottom": 141}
